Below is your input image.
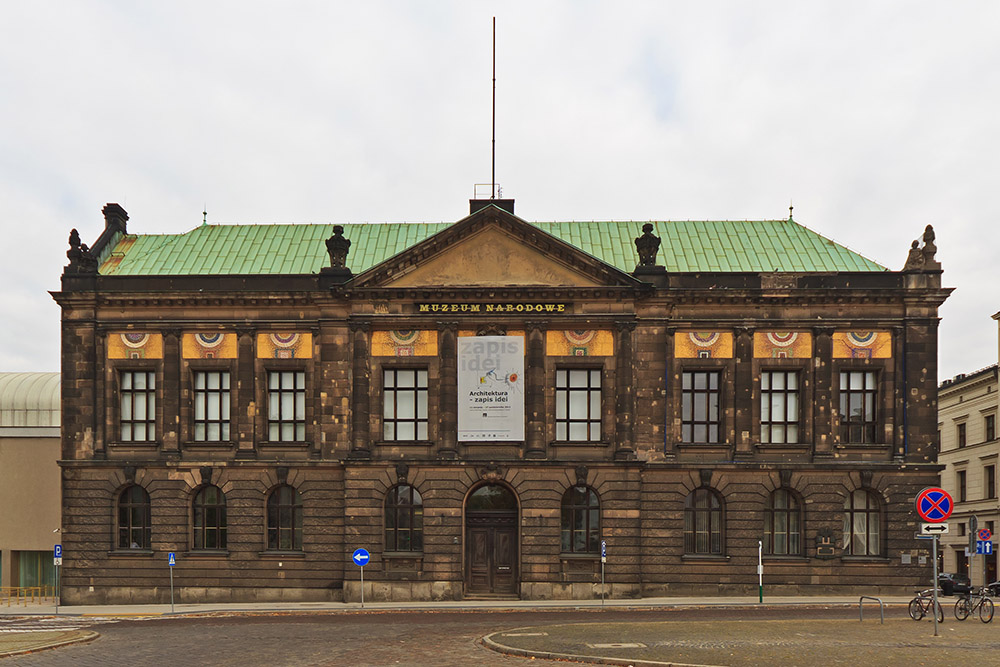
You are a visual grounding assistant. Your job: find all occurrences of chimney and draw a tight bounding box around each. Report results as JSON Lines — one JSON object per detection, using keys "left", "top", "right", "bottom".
{"left": 102, "top": 203, "right": 129, "bottom": 235}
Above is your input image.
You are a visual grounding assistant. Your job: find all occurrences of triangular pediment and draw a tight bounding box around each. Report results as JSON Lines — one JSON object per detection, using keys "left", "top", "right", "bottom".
{"left": 351, "top": 205, "right": 640, "bottom": 289}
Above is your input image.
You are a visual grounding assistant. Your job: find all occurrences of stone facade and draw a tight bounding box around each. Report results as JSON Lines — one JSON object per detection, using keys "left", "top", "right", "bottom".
{"left": 53, "top": 202, "right": 951, "bottom": 604}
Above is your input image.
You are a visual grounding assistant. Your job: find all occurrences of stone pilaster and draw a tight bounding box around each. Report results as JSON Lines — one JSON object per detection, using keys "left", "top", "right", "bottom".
{"left": 525, "top": 321, "right": 547, "bottom": 460}
{"left": 614, "top": 321, "right": 636, "bottom": 460}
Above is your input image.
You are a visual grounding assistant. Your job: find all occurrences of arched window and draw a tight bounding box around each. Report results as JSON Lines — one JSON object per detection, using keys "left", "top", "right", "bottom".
{"left": 193, "top": 485, "right": 227, "bottom": 550}
{"left": 843, "top": 489, "right": 881, "bottom": 556}
{"left": 118, "top": 485, "right": 151, "bottom": 550}
{"left": 764, "top": 489, "right": 802, "bottom": 556}
{"left": 684, "top": 487, "right": 724, "bottom": 555}
{"left": 385, "top": 485, "right": 423, "bottom": 552}
{"left": 266, "top": 484, "right": 303, "bottom": 551}
{"left": 561, "top": 485, "right": 600, "bottom": 554}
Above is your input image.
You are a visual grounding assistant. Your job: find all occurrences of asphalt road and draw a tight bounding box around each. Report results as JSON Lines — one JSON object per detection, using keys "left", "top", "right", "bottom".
{"left": 1, "top": 607, "right": 941, "bottom": 667}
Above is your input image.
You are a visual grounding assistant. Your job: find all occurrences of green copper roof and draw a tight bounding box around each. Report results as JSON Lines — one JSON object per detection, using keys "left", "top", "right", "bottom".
{"left": 98, "top": 217, "right": 886, "bottom": 277}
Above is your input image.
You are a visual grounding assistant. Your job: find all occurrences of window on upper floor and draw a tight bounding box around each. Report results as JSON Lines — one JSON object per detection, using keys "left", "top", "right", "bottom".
{"left": 842, "top": 489, "right": 882, "bottom": 556}
{"left": 986, "top": 415, "right": 996, "bottom": 443}
{"left": 958, "top": 470, "right": 967, "bottom": 502}
{"left": 958, "top": 523, "right": 966, "bottom": 536}
{"left": 985, "top": 465, "right": 996, "bottom": 500}
{"left": 384, "top": 484, "right": 423, "bottom": 552}
{"left": 117, "top": 485, "right": 151, "bottom": 550}
{"left": 119, "top": 370, "right": 156, "bottom": 442}
{"left": 555, "top": 368, "right": 602, "bottom": 442}
{"left": 192, "top": 485, "right": 227, "bottom": 550}
{"left": 193, "top": 371, "right": 230, "bottom": 442}
{"left": 682, "top": 371, "right": 721, "bottom": 444}
{"left": 760, "top": 371, "right": 799, "bottom": 444}
{"left": 383, "top": 368, "right": 428, "bottom": 441}
{"left": 267, "top": 371, "right": 305, "bottom": 442}
{"left": 957, "top": 422, "right": 967, "bottom": 448}
{"left": 839, "top": 371, "right": 877, "bottom": 443}
{"left": 561, "top": 485, "right": 601, "bottom": 554}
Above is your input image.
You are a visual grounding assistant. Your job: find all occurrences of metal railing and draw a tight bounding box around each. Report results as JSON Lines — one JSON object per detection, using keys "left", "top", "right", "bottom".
{"left": 0, "top": 586, "right": 58, "bottom": 606}
{"left": 859, "top": 595, "right": 885, "bottom": 624}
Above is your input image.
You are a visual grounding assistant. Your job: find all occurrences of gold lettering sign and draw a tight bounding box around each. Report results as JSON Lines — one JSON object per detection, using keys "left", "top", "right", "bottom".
{"left": 674, "top": 332, "right": 734, "bottom": 359}
{"left": 832, "top": 331, "right": 891, "bottom": 359}
{"left": 416, "top": 303, "right": 568, "bottom": 314}
{"left": 108, "top": 332, "right": 163, "bottom": 359}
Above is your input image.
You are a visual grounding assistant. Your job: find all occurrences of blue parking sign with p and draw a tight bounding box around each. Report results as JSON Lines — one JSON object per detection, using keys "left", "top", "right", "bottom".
{"left": 54, "top": 545, "right": 62, "bottom": 558}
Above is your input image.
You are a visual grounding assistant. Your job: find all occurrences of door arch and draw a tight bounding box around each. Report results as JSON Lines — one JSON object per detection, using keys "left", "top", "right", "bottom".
{"left": 465, "top": 484, "right": 519, "bottom": 595}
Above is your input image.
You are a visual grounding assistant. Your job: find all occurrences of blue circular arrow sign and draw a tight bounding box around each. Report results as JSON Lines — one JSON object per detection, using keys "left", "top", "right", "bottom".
{"left": 352, "top": 548, "right": 370, "bottom": 567}
{"left": 916, "top": 487, "right": 953, "bottom": 523}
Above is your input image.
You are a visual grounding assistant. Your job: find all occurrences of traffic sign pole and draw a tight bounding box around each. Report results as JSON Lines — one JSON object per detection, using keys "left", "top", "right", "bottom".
{"left": 351, "top": 548, "right": 371, "bottom": 608}
{"left": 167, "top": 552, "right": 176, "bottom": 613}
{"left": 932, "top": 535, "right": 939, "bottom": 637}
{"left": 600, "top": 540, "right": 606, "bottom": 608}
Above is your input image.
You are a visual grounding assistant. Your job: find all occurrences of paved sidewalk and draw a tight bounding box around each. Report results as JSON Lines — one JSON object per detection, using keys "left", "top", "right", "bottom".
{"left": 0, "top": 593, "right": 914, "bottom": 617}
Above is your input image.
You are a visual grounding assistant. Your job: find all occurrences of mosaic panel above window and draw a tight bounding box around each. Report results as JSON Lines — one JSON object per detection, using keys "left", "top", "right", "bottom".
{"left": 753, "top": 332, "right": 812, "bottom": 359}
{"left": 832, "top": 331, "right": 891, "bottom": 359}
{"left": 371, "top": 330, "right": 438, "bottom": 357}
{"left": 545, "top": 330, "right": 614, "bottom": 357}
{"left": 182, "top": 332, "right": 238, "bottom": 359}
{"left": 256, "top": 333, "right": 313, "bottom": 359}
{"left": 107, "top": 332, "right": 163, "bottom": 359}
{"left": 674, "top": 332, "right": 733, "bottom": 359}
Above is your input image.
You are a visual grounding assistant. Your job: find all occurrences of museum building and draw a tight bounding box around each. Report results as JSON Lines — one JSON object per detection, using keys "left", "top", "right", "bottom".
{"left": 54, "top": 199, "right": 950, "bottom": 603}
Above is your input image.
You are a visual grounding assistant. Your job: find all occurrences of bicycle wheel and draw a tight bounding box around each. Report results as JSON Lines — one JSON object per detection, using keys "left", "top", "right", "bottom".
{"left": 934, "top": 600, "right": 945, "bottom": 624}
{"left": 955, "top": 597, "right": 970, "bottom": 620}
{"left": 979, "top": 597, "right": 994, "bottom": 623}
{"left": 909, "top": 598, "right": 924, "bottom": 620}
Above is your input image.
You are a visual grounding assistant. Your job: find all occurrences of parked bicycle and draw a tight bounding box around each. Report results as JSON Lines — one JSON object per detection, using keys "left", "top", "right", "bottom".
{"left": 954, "top": 586, "right": 994, "bottom": 623}
{"left": 908, "top": 589, "right": 944, "bottom": 623}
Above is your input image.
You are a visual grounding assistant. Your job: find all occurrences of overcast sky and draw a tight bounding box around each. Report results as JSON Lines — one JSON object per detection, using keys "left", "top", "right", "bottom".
{"left": 1, "top": 1, "right": 997, "bottom": 379}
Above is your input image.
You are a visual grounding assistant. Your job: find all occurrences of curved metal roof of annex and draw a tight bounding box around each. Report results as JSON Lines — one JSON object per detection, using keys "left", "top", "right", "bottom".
{"left": 0, "top": 372, "right": 60, "bottom": 427}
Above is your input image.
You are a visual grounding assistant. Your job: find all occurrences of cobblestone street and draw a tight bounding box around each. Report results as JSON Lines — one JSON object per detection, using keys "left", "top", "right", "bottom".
{"left": 7, "top": 606, "right": 992, "bottom": 666}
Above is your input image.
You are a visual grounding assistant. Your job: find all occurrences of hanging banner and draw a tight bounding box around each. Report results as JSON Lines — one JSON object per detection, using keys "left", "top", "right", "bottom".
{"left": 458, "top": 336, "right": 524, "bottom": 441}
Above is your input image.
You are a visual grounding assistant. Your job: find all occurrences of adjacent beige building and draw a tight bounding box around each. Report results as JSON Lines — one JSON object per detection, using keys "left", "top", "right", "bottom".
{"left": 938, "top": 314, "right": 1000, "bottom": 585}
{"left": 0, "top": 373, "right": 61, "bottom": 588}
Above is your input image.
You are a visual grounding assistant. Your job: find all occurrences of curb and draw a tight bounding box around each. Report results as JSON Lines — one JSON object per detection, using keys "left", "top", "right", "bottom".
{"left": 481, "top": 627, "right": 716, "bottom": 667}
{"left": 0, "top": 630, "right": 99, "bottom": 658}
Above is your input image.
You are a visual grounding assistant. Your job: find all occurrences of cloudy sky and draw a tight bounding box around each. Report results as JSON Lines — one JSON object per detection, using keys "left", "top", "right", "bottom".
{"left": 1, "top": 1, "right": 997, "bottom": 379}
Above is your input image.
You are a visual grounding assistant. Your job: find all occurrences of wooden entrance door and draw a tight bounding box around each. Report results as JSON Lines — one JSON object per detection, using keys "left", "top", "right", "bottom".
{"left": 465, "top": 484, "right": 519, "bottom": 595}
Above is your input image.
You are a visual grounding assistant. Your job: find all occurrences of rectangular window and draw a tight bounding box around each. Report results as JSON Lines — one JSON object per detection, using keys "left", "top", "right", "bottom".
{"left": 383, "top": 369, "right": 428, "bottom": 441}
{"left": 193, "top": 371, "right": 230, "bottom": 442}
{"left": 958, "top": 470, "right": 967, "bottom": 502}
{"left": 957, "top": 422, "right": 967, "bottom": 448}
{"left": 958, "top": 523, "right": 966, "bottom": 536}
{"left": 267, "top": 371, "right": 306, "bottom": 441}
{"left": 682, "top": 371, "right": 720, "bottom": 443}
{"left": 986, "top": 415, "right": 996, "bottom": 442}
{"left": 986, "top": 465, "right": 996, "bottom": 500}
{"left": 839, "top": 371, "right": 878, "bottom": 443}
{"left": 760, "top": 371, "right": 799, "bottom": 444}
{"left": 119, "top": 370, "right": 156, "bottom": 442}
{"left": 555, "top": 368, "right": 602, "bottom": 441}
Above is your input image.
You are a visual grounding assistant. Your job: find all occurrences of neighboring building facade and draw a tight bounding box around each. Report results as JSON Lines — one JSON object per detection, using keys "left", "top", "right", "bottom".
{"left": 0, "top": 372, "right": 61, "bottom": 589}
{"left": 938, "top": 316, "right": 1000, "bottom": 585}
{"left": 54, "top": 201, "right": 951, "bottom": 604}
